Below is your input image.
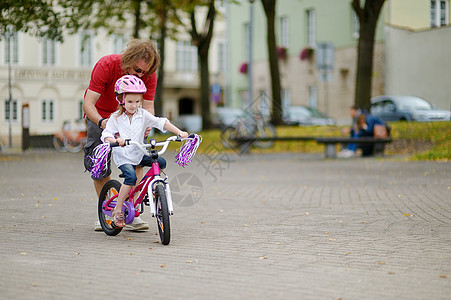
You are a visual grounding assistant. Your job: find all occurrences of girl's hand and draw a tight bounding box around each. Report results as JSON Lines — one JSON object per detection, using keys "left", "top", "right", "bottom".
{"left": 179, "top": 131, "right": 189, "bottom": 138}
{"left": 116, "top": 138, "right": 126, "bottom": 146}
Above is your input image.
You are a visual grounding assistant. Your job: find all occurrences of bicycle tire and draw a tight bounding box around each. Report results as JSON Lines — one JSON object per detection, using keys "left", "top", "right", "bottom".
{"left": 98, "top": 179, "right": 123, "bottom": 236}
{"left": 64, "top": 136, "right": 84, "bottom": 153}
{"left": 53, "top": 135, "right": 67, "bottom": 152}
{"left": 155, "top": 183, "right": 170, "bottom": 245}
{"left": 254, "top": 123, "right": 276, "bottom": 149}
{"left": 220, "top": 126, "right": 240, "bottom": 149}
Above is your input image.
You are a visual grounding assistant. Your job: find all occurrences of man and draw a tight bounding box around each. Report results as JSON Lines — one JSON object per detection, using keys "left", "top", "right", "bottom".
{"left": 83, "top": 39, "right": 160, "bottom": 231}
{"left": 337, "top": 105, "right": 362, "bottom": 158}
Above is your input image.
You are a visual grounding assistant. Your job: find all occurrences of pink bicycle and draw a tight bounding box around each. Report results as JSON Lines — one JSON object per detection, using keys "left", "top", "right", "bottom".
{"left": 94, "top": 135, "right": 201, "bottom": 245}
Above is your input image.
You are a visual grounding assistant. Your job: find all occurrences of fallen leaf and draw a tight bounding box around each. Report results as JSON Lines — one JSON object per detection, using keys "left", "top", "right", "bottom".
{"left": 186, "top": 260, "right": 193, "bottom": 263}
{"left": 129, "top": 253, "right": 133, "bottom": 255}
{"left": 378, "top": 261, "right": 386, "bottom": 265}
{"left": 160, "top": 264, "right": 166, "bottom": 268}
{"left": 74, "top": 252, "right": 80, "bottom": 255}
{"left": 440, "top": 275, "right": 448, "bottom": 279}
{"left": 53, "top": 197, "right": 58, "bottom": 201}
{"left": 346, "top": 252, "right": 352, "bottom": 255}
{"left": 388, "top": 271, "right": 395, "bottom": 275}
{"left": 258, "top": 256, "right": 267, "bottom": 260}
{"left": 20, "top": 252, "right": 27, "bottom": 255}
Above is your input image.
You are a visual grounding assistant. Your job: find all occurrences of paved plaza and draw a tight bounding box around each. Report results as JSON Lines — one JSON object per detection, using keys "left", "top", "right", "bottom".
{"left": 0, "top": 148, "right": 450, "bottom": 299}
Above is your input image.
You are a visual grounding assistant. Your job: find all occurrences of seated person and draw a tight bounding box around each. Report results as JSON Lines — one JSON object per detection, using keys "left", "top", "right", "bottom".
{"left": 338, "top": 110, "right": 385, "bottom": 158}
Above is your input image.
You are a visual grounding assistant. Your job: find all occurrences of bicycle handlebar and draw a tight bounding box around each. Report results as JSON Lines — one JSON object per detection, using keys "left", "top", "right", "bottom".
{"left": 110, "top": 135, "right": 195, "bottom": 156}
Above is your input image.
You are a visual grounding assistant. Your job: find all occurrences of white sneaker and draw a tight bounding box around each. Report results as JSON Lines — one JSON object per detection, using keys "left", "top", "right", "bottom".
{"left": 94, "top": 220, "right": 103, "bottom": 231}
{"left": 337, "top": 149, "right": 356, "bottom": 158}
{"left": 125, "top": 216, "right": 150, "bottom": 231}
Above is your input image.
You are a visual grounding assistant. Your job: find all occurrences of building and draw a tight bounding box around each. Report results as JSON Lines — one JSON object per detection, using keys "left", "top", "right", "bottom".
{"left": 226, "top": 0, "right": 450, "bottom": 124}
{"left": 0, "top": 4, "right": 226, "bottom": 148}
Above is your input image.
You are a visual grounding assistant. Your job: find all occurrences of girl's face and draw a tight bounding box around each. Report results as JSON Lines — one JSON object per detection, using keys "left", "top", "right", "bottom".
{"left": 123, "top": 93, "right": 142, "bottom": 115}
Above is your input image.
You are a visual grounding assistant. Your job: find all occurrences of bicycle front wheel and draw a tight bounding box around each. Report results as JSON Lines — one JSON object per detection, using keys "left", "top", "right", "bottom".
{"left": 155, "top": 183, "right": 170, "bottom": 245}
{"left": 98, "top": 180, "right": 123, "bottom": 236}
{"left": 254, "top": 123, "right": 276, "bottom": 149}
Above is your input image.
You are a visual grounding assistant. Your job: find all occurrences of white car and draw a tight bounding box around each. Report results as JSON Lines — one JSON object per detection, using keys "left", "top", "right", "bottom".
{"left": 370, "top": 95, "right": 450, "bottom": 122}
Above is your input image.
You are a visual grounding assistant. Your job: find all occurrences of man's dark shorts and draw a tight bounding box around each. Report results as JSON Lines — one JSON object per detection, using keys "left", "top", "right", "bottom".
{"left": 84, "top": 118, "right": 112, "bottom": 180}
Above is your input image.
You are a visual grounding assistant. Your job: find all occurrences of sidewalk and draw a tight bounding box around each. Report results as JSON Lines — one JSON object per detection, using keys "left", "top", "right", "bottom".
{"left": 0, "top": 150, "right": 450, "bottom": 299}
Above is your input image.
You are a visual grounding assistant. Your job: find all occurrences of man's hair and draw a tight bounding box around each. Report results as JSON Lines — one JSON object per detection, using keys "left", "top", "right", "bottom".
{"left": 121, "top": 39, "right": 160, "bottom": 75}
{"left": 350, "top": 105, "right": 360, "bottom": 110}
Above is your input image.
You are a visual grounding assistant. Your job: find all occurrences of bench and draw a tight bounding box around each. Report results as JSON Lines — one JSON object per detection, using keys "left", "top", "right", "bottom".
{"left": 315, "top": 137, "right": 392, "bottom": 158}
{"left": 234, "top": 136, "right": 316, "bottom": 154}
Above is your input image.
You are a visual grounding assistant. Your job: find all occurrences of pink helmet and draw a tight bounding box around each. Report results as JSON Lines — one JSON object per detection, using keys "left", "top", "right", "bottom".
{"left": 114, "top": 75, "right": 147, "bottom": 105}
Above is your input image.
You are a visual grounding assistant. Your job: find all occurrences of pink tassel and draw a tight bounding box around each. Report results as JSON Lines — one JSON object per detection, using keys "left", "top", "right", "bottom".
{"left": 87, "top": 143, "right": 111, "bottom": 178}
{"left": 175, "top": 134, "right": 202, "bottom": 167}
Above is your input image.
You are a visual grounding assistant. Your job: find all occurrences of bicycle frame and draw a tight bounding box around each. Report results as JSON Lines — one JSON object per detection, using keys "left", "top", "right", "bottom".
{"left": 100, "top": 138, "right": 179, "bottom": 224}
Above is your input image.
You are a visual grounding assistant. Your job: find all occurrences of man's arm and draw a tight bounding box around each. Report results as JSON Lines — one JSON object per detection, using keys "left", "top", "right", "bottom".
{"left": 83, "top": 89, "right": 107, "bottom": 129}
{"left": 143, "top": 99, "right": 155, "bottom": 115}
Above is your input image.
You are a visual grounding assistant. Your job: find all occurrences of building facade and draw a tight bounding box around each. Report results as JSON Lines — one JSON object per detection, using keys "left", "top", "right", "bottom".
{"left": 0, "top": 4, "right": 226, "bottom": 147}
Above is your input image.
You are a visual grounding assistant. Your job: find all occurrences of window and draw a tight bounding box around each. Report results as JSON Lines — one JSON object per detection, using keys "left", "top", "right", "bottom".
{"left": 282, "top": 88, "right": 291, "bottom": 115}
{"left": 308, "top": 85, "right": 318, "bottom": 108}
{"left": 4, "top": 99, "right": 18, "bottom": 122}
{"left": 244, "top": 23, "right": 250, "bottom": 58}
{"left": 218, "top": 41, "right": 226, "bottom": 73}
{"left": 176, "top": 41, "right": 198, "bottom": 72}
{"left": 78, "top": 100, "right": 84, "bottom": 120}
{"left": 42, "top": 37, "right": 56, "bottom": 66}
{"left": 41, "top": 100, "right": 54, "bottom": 122}
{"left": 431, "top": 0, "right": 449, "bottom": 27}
{"left": 112, "top": 34, "right": 126, "bottom": 54}
{"left": 306, "top": 9, "right": 316, "bottom": 47}
{"left": 4, "top": 29, "right": 19, "bottom": 65}
{"left": 80, "top": 32, "right": 93, "bottom": 67}
{"left": 280, "top": 16, "right": 289, "bottom": 47}
{"left": 352, "top": 10, "right": 360, "bottom": 39}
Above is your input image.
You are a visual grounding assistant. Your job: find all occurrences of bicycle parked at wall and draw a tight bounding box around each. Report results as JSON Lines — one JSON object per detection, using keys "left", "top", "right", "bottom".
{"left": 221, "top": 111, "right": 276, "bottom": 149}
{"left": 90, "top": 135, "right": 201, "bottom": 245}
{"left": 53, "top": 119, "right": 87, "bottom": 153}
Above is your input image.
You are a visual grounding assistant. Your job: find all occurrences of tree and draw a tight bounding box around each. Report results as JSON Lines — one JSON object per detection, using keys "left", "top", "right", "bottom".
{"left": 352, "top": 0, "right": 386, "bottom": 111}
{"left": 0, "top": 0, "right": 63, "bottom": 41}
{"left": 173, "top": 0, "right": 216, "bottom": 130}
{"left": 261, "top": 0, "right": 282, "bottom": 125}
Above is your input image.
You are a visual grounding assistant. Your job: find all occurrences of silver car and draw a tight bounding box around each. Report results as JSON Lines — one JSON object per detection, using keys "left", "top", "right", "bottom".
{"left": 370, "top": 95, "right": 450, "bottom": 122}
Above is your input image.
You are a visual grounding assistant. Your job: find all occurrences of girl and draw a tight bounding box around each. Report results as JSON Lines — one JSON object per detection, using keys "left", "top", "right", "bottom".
{"left": 101, "top": 75, "right": 188, "bottom": 227}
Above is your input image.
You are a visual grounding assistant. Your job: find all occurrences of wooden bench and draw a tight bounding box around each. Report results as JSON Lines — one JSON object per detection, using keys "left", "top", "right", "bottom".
{"left": 315, "top": 137, "right": 392, "bottom": 158}
{"left": 234, "top": 136, "right": 316, "bottom": 154}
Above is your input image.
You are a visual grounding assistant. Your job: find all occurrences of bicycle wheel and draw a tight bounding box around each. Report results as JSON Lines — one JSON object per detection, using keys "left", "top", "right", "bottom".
{"left": 53, "top": 135, "right": 67, "bottom": 152}
{"left": 64, "top": 135, "right": 84, "bottom": 153}
{"left": 220, "top": 126, "right": 240, "bottom": 149}
{"left": 98, "top": 180, "right": 123, "bottom": 236}
{"left": 254, "top": 123, "right": 276, "bottom": 149}
{"left": 155, "top": 183, "right": 170, "bottom": 245}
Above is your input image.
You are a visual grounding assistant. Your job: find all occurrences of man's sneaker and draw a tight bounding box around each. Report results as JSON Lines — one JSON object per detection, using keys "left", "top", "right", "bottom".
{"left": 94, "top": 220, "right": 103, "bottom": 231}
{"left": 125, "top": 216, "right": 150, "bottom": 231}
{"left": 337, "top": 149, "right": 356, "bottom": 158}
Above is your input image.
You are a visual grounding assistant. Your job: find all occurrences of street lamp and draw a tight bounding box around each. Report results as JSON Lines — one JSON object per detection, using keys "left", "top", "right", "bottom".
{"left": 3, "top": 25, "right": 14, "bottom": 148}
{"left": 247, "top": 0, "right": 255, "bottom": 111}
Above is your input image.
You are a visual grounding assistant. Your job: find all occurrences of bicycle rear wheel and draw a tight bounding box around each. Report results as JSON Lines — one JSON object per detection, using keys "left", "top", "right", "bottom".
{"left": 254, "top": 123, "right": 276, "bottom": 149}
{"left": 53, "top": 135, "right": 67, "bottom": 152}
{"left": 98, "top": 180, "right": 123, "bottom": 236}
{"left": 64, "top": 135, "right": 84, "bottom": 153}
{"left": 220, "top": 126, "right": 240, "bottom": 149}
{"left": 155, "top": 183, "right": 170, "bottom": 245}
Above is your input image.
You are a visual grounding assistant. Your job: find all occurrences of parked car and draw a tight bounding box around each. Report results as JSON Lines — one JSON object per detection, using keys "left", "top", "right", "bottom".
{"left": 370, "top": 95, "right": 450, "bottom": 122}
{"left": 283, "top": 106, "right": 336, "bottom": 126}
{"left": 213, "top": 107, "right": 246, "bottom": 128}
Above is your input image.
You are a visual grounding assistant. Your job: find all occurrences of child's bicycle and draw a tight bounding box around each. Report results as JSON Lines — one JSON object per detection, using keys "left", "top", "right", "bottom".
{"left": 96, "top": 135, "right": 201, "bottom": 245}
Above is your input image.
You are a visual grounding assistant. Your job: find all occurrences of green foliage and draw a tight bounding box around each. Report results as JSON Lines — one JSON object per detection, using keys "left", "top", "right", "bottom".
{"left": 1, "top": 0, "right": 63, "bottom": 41}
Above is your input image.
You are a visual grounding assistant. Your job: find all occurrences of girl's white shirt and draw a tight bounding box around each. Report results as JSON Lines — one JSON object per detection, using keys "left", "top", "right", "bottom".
{"left": 101, "top": 108, "right": 168, "bottom": 167}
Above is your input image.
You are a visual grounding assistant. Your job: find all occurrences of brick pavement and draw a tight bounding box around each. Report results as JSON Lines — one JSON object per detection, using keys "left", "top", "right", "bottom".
{"left": 0, "top": 149, "right": 450, "bottom": 299}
